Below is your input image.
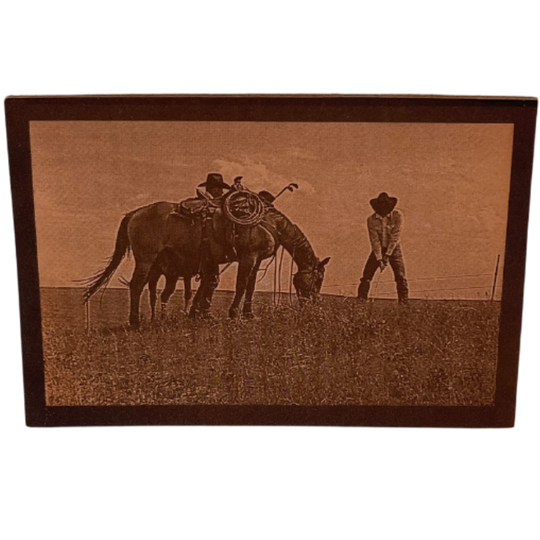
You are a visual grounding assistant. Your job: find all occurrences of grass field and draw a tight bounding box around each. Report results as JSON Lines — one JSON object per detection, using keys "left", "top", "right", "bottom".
{"left": 41, "top": 288, "right": 500, "bottom": 406}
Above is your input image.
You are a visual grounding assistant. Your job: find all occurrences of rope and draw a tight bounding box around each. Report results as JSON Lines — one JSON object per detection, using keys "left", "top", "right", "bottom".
{"left": 257, "top": 254, "right": 276, "bottom": 284}
{"left": 273, "top": 248, "right": 278, "bottom": 306}
{"left": 223, "top": 190, "right": 265, "bottom": 226}
{"left": 219, "top": 262, "right": 233, "bottom": 275}
{"left": 289, "top": 248, "right": 295, "bottom": 306}
{"left": 276, "top": 246, "right": 285, "bottom": 305}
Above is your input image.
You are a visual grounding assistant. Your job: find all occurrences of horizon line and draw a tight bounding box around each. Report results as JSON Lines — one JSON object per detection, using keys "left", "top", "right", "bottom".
{"left": 39, "top": 286, "right": 501, "bottom": 302}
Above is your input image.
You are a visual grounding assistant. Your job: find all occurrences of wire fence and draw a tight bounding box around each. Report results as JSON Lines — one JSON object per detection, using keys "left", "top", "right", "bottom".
{"left": 83, "top": 271, "right": 501, "bottom": 331}
{"left": 319, "top": 262, "right": 503, "bottom": 300}
{"left": 129, "top": 250, "right": 503, "bottom": 303}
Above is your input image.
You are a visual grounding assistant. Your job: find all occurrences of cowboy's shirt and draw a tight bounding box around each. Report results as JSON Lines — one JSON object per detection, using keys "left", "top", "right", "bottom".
{"left": 367, "top": 209, "right": 403, "bottom": 261}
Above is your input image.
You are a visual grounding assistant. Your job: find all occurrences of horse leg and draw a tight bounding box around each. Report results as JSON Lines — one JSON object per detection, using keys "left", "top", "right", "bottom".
{"left": 189, "top": 263, "right": 219, "bottom": 319}
{"left": 242, "top": 259, "right": 261, "bottom": 319}
{"left": 189, "top": 282, "right": 203, "bottom": 317}
{"left": 147, "top": 260, "right": 162, "bottom": 321}
{"left": 160, "top": 273, "right": 178, "bottom": 317}
{"left": 129, "top": 261, "right": 152, "bottom": 327}
{"left": 229, "top": 254, "right": 258, "bottom": 319}
{"left": 184, "top": 277, "right": 193, "bottom": 315}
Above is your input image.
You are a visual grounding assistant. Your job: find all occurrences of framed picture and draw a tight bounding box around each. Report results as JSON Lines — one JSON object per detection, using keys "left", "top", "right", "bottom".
{"left": 5, "top": 95, "right": 537, "bottom": 427}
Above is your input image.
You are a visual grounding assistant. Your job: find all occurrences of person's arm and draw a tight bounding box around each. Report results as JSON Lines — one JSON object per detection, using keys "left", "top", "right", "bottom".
{"left": 367, "top": 216, "right": 383, "bottom": 261}
{"left": 385, "top": 211, "right": 403, "bottom": 258}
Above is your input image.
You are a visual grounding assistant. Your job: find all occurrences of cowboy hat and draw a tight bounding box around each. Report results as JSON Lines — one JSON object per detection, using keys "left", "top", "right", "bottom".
{"left": 370, "top": 192, "right": 398, "bottom": 214}
{"left": 198, "top": 173, "right": 231, "bottom": 190}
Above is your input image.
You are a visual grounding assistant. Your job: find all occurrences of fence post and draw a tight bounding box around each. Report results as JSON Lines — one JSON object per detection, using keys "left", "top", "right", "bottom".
{"left": 491, "top": 254, "right": 501, "bottom": 301}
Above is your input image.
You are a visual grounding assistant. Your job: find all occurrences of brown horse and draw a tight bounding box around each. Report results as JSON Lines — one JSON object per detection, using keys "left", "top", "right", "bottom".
{"left": 84, "top": 201, "right": 330, "bottom": 326}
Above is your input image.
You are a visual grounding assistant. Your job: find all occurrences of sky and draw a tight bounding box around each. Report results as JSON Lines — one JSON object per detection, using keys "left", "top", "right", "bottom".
{"left": 29, "top": 121, "right": 513, "bottom": 299}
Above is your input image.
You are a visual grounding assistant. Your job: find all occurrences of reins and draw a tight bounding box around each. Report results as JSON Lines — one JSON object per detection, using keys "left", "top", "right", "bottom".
{"left": 289, "top": 247, "right": 295, "bottom": 306}
{"left": 294, "top": 266, "right": 319, "bottom": 299}
{"left": 267, "top": 245, "right": 301, "bottom": 307}
{"left": 276, "top": 246, "right": 286, "bottom": 305}
{"left": 257, "top": 254, "right": 276, "bottom": 283}
{"left": 195, "top": 261, "right": 233, "bottom": 283}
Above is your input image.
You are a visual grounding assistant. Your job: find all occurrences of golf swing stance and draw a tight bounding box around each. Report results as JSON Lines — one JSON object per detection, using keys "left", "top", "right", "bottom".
{"left": 357, "top": 192, "right": 409, "bottom": 304}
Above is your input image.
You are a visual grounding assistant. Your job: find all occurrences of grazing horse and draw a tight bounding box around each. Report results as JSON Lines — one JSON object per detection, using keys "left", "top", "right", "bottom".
{"left": 147, "top": 248, "right": 193, "bottom": 318}
{"left": 83, "top": 200, "right": 330, "bottom": 326}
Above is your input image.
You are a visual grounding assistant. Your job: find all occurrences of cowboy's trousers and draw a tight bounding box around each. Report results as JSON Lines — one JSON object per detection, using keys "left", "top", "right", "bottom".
{"left": 189, "top": 214, "right": 220, "bottom": 316}
{"left": 357, "top": 245, "right": 409, "bottom": 302}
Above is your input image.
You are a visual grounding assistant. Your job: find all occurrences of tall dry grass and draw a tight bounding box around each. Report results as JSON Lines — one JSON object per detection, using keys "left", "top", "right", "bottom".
{"left": 43, "top": 295, "right": 500, "bottom": 406}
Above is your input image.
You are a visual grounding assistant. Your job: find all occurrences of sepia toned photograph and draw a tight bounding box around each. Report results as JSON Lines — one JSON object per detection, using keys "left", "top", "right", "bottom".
{"left": 5, "top": 96, "right": 536, "bottom": 426}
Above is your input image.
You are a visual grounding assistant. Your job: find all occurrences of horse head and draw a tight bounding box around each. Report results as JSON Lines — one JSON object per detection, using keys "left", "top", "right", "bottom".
{"left": 293, "top": 257, "right": 331, "bottom": 301}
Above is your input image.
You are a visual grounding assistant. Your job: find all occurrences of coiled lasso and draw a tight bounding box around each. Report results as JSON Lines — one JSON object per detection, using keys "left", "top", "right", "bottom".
{"left": 223, "top": 189, "right": 265, "bottom": 226}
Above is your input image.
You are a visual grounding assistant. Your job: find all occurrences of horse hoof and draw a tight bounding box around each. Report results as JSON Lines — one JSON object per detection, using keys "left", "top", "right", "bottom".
{"left": 190, "top": 310, "right": 216, "bottom": 321}
{"left": 229, "top": 308, "right": 239, "bottom": 319}
{"left": 242, "top": 312, "right": 254, "bottom": 320}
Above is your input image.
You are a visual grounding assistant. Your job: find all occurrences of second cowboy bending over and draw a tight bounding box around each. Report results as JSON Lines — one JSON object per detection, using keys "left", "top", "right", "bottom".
{"left": 357, "top": 192, "right": 409, "bottom": 304}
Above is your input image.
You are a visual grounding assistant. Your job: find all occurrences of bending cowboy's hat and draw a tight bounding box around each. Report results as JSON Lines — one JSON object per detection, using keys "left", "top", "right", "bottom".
{"left": 198, "top": 173, "right": 231, "bottom": 190}
{"left": 370, "top": 192, "right": 398, "bottom": 214}
{"left": 258, "top": 190, "right": 276, "bottom": 204}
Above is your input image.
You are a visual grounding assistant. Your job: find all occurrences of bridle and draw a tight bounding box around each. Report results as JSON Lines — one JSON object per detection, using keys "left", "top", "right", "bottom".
{"left": 294, "top": 264, "right": 323, "bottom": 299}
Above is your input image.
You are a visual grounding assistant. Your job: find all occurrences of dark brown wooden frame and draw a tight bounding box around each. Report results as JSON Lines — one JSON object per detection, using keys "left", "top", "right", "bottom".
{"left": 5, "top": 95, "right": 537, "bottom": 427}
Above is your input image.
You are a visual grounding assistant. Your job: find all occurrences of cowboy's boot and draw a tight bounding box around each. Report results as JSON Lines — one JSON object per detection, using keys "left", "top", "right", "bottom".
{"left": 357, "top": 279, "right": 371, "bottom": 302}
{"left": 397, "top": 279, "right": 410, "bottom": 305}
{"left": 242, "top": 301, "right": 254, "bottom": 320}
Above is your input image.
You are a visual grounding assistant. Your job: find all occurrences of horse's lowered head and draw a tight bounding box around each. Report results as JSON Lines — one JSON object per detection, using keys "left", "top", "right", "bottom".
{"left": 293, "top": 257, "right": 331, "bottom": 301}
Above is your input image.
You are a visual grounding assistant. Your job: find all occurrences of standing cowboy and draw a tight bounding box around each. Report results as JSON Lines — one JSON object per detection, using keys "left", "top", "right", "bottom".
{"left": 357, "top": 192, "right": 409, "bottom": 304}
{"left": 189, "top": 173, "right": 231, "bottom": 318}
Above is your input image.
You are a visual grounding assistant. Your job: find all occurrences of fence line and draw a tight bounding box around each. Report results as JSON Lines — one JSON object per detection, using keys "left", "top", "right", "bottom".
{"left": 321, "top": 272, "right": 494, "bottom": 290}
{"left": 400, "top": 273, "right": 492, "bottom": 282}
{"left": 376, "top": 284, "right": 503, "bottom": 295}
{"left": 317, "top": 257, "right": 502, "bottom": 298}
{"left": 141, "top": 252, "right": 503, "bottom": 300}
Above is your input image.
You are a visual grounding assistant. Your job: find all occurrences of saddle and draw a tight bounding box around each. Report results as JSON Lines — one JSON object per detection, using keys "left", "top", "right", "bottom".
{"left": 169, "top": 187, "right": 268, "bottom": 264}
{"left": 169, "top": 190, "right": 235, "bottom": 260}
{"left": 172, "top": 189, "right": 222, "bottom": 219}
{"left": 172, "top": 187, "right": 265, "bottom": 226}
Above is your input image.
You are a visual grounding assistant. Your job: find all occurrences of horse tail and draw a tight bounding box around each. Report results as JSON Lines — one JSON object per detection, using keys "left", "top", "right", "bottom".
{"left": 81, "top": 211, "right": 134, "bottom": 302}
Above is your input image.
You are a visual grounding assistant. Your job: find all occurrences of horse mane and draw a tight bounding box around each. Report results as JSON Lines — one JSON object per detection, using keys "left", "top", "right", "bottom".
{"left": 265, "top": 209, "right": 318, "bottom": 270}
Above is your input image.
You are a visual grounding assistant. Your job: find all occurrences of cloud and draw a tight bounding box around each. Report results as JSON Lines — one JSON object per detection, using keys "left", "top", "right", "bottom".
{"left": 212, "top": 156, "right": 316, "bottom": 196}
{"left": 285, "top": 146, "right": 319, "bottom": 161}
